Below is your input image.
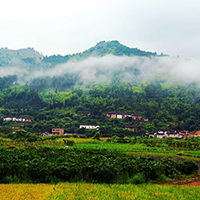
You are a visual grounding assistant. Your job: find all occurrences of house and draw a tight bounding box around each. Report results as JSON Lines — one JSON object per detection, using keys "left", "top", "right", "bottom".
{"left": 194, "top": 130, "right": 200, "bottom": 136}
{"left": 41, "top": 132, "right": 50, "bottom": 136}
{"left": 124, "top": 113, "right": 133, "bottom": 118}
{"left": 165, "top": 130, "right": 179, "bottom": 139}
{"left": 3, "top": 116, "right": 32, "bottom": 123}
{"left": 153, "top": 130, "right": 183, "bottom": 139}
{"left": 77, "top": 111, "right": 91, "bottom": 116}
{"left": 52, "top": 128, "right": 64, "bottom": 135}
{"left": 153, "top": 131, "right": 168, "bottom": 139}
{"left": 79, "top": 125, "right": 100, "bottom": 130}
{"left": 3, "top": 117, "right": 12, "bottom": 121}
{"left": 105, "top": 111, "right": 124, "bottom": 119}
{"left": 142, "top": 118, "right": 149, "bottom": 122}
{"left": 132, "top": 114, "right": 143, "bottom": 120}
{"left": 124, "top": 125, "right": 138, "bottom": 132}
{"left": 25, "top": 118, "right": 32, "bottom": 123}
{"left": 12, "top": 127, "right": 23, "bottom": 130}
{"left": 105, "top": 111, "right": 117, "bottom": 118}
{"left": 116, "top": 113, "right": 124, "bottom": 119}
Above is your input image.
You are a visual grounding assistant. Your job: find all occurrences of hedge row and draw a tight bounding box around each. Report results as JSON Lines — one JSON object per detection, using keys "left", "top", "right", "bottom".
{"left": 0, "top": 147, "right": 198, "bottom": 183}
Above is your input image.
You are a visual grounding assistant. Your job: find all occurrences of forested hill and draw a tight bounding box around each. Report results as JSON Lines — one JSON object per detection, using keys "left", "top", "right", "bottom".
{"left": 0, "top": 41, "right": 159, "bottom": 68}
{"left": 0, "top": 42, "right": 200, "bottom": 135}
{"left": 64, "top": 40, "right": 158, "bottom": 62}
{"left": 0, "top": 47, "right": 43, "bottom": 67}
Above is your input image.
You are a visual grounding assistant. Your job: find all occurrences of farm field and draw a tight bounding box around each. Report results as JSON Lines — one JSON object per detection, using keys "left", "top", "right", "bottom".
{"left": 1, "top": 183, "right": 200, "bottom": 200}
{"left": 2, "top": 137, "right": 200, "bottom": 161}
{"left": 1, "top": 136, "right": 200, "bottom": 164}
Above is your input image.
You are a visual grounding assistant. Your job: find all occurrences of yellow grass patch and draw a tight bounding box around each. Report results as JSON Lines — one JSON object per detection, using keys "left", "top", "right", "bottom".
{"left": 1, "top": 183, "right": 200, "bottom": 200}
{"left": 0, "top": 184, "right": 54, "bottom": 200}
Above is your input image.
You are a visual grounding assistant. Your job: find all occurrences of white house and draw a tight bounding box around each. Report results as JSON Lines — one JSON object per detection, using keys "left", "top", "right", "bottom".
{"left": 116, "top": 113, "right": 123, "bottom": 119}
{"left": 79, "top": 125, "right": 100, "bottom": 130}
{"left": 154, "top": 131, "right": 168, "bottom": 139}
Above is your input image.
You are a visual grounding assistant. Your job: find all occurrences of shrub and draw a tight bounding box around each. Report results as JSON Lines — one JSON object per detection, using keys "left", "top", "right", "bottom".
{"left": 0, "top": 147, "right": 198, "bottom": 184}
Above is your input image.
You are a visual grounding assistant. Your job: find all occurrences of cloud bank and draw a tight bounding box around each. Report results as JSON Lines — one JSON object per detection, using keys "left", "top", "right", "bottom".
{"left": 32, "top": 55, "right": 200, "bottom": 85}
{"left": 1, "top": 55, "right": 200, "bottom": 86}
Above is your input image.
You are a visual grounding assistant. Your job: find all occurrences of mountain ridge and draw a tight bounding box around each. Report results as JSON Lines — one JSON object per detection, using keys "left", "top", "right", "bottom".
{"left": 0, "top": 41, "right": 161, "bottom": 67}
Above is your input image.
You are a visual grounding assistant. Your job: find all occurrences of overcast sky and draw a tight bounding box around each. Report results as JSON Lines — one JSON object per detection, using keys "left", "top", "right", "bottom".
{"left": 1, "top": 0, "right": 200, "bottom": 59}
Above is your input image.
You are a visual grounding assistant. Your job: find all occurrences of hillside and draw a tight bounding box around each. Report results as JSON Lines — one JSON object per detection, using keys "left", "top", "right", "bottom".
{"left": 0, "top": 41, "right": 199, "bottom": 135}
{"left": 67, "top": 40, "right": 158, "bottom": 61}
{"left": 0, "top": 41, "right": 159, "bottom": 68}
{"left": 0, "top": 47, "right": 43, "bottom": 67}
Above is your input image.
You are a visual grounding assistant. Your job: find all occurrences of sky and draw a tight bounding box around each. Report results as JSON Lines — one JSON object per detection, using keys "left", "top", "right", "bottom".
{"left": 1, "top": 0, "right": 200, "bottom": 59}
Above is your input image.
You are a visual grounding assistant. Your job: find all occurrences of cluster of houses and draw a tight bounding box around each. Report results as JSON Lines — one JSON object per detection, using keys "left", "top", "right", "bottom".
{"left": 78, "top": 111, "right": 149, "bottom": 121}
{"left": 3, "top": 116, "right": 32, "bottom": 123}
{"left": 42, "top": 124, "right": 140, "bottom": 136}
{"left": 149, "top": 130, "right": 189, "bottom": 139}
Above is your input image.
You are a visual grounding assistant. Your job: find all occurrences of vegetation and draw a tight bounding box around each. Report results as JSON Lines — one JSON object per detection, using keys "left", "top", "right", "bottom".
{"left": 0, "top": 146, "right": 198, "bottom": 184}
{"left": 0, "top": 41, "right": 200, "bottom": 198}
{"left": 0, "top": 77, "right": 200, "bottom": 134}
{"left": 1, "top": 183, "right": 200, "bottom": 200}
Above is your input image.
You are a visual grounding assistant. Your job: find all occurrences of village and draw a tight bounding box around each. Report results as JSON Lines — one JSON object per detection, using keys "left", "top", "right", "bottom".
{"left": 3, "top": 111, "right": 200, "bottom": 139}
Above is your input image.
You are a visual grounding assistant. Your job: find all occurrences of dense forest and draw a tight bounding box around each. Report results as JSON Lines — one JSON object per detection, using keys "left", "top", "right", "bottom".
{"left": 0, "top": 74, "right": 200, "bottom": 136}
{"left": 0, "top": 41, "right": 199, "bottom": 136}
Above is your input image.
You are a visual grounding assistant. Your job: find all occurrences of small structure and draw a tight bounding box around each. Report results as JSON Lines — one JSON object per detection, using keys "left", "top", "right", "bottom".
{"left": 52, "top": 128, "right": 64, "bottom": 135}
{"left": 124, "top": 113, "right": 133, "bottom": 118}
{"left": 25, "top": 118, "right": 32, "bottom": 123}
{"left": 3, "top": 116, "right": 32, "bottom": 123}
{"left": 153, "top": 130, "right": 183, "bottom": 139}
{"left": 194, "top": 130, "right": 200, "bottom": 136}
{"left": 105, "top": 111, "right": 143, "bottom": 120}
{"left": 105, "top": 111, "right": 118, "bottom": 118}
{"left": 3, "top": 117, "right": 12, "bottom": 121}
{"left": 165, "top": 130, "right": 179, "bottom": 139}
{"left": 12, "top": 127, "right": 23, "bottom": 130}
{"left": 79, "top": 125, "right": 100, "bottom": 130}
{"left": 77, "top": 111, "right": 91, "bottom": 116}
{"left": 142, "top": 118, "right": 149, "bottom": 122}
{"left": 153, "top": 131, "right": 168, "bottom": 139}
{"left": 132, "top": 114, "right": 143, "bottom": 120}
{"left": 116, "top": 113, "right": 124, "bottom": 119}
{"left": 124, "top": 125, "right": 138, "bottom": 132}
{"left": 41, "top": 132, "right": 50, "bottom": 136}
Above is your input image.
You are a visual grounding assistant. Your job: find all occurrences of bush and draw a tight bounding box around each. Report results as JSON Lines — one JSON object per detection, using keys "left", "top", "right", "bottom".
{"left": 0, "top": 147, "right": 198, "bottom": 184}
{"left": 129, "top": 173, "right": 146, "bottom": 184}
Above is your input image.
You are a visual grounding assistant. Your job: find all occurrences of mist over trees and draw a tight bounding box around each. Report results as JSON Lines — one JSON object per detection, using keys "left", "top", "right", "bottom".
{"left": 0, "top": 41, "right": 200, "bottom": 135}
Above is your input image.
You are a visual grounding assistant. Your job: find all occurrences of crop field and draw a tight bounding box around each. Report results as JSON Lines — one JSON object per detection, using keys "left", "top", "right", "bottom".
{"left": 183, "top": 151, "right": 200, "bottom": 157}
{"left": 1, "top": 183, "right": 200, "bottom": 200}
{"left": 1, "top": 137, "right": 200, "bottom": 161}
{"left": 1, "top": 136, "right": 200, "bottom": 199}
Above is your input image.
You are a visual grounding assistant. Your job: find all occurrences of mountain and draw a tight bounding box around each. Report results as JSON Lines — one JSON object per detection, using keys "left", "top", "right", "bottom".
{"left": 0, "top": 47, "right": 43, "bottom": 67}
{"left": 68, "top": 40, "right": 158, "bottom": 61}
{"left": 0, "top": 41, "right": 160, "bottom": 68}
{"left": 0, "top": 41, "right": 163, "bottom": 85}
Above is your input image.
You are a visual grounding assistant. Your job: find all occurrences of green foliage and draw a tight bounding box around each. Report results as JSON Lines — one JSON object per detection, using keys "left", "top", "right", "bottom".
{"left": 0, "top": 147, "right": 197, "bottom": 184}
{"left": 93, "top": 131, "right": 100, "bottom": 140}
{"left": 63, "top": 139, "right": 74, "bottom": 146}
{"left": 29, "top": 73, "right": 79, "bottom": 91}
{"left": 0, "top": 75, "right": 17, "bottom": 90}
{"left": 74, "top": 40, "right": 157, "bottom": 59}
{"left": 0, "top": 75, "right": 200, "bottom": 134}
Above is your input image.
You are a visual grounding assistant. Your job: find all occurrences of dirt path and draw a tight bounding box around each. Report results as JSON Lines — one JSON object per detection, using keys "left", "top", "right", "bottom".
{"left": 183, "top": 181, "right": 200, "bottom": 186}
{"left": 168, "top": 175, "right": 200, "bottom": 186}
